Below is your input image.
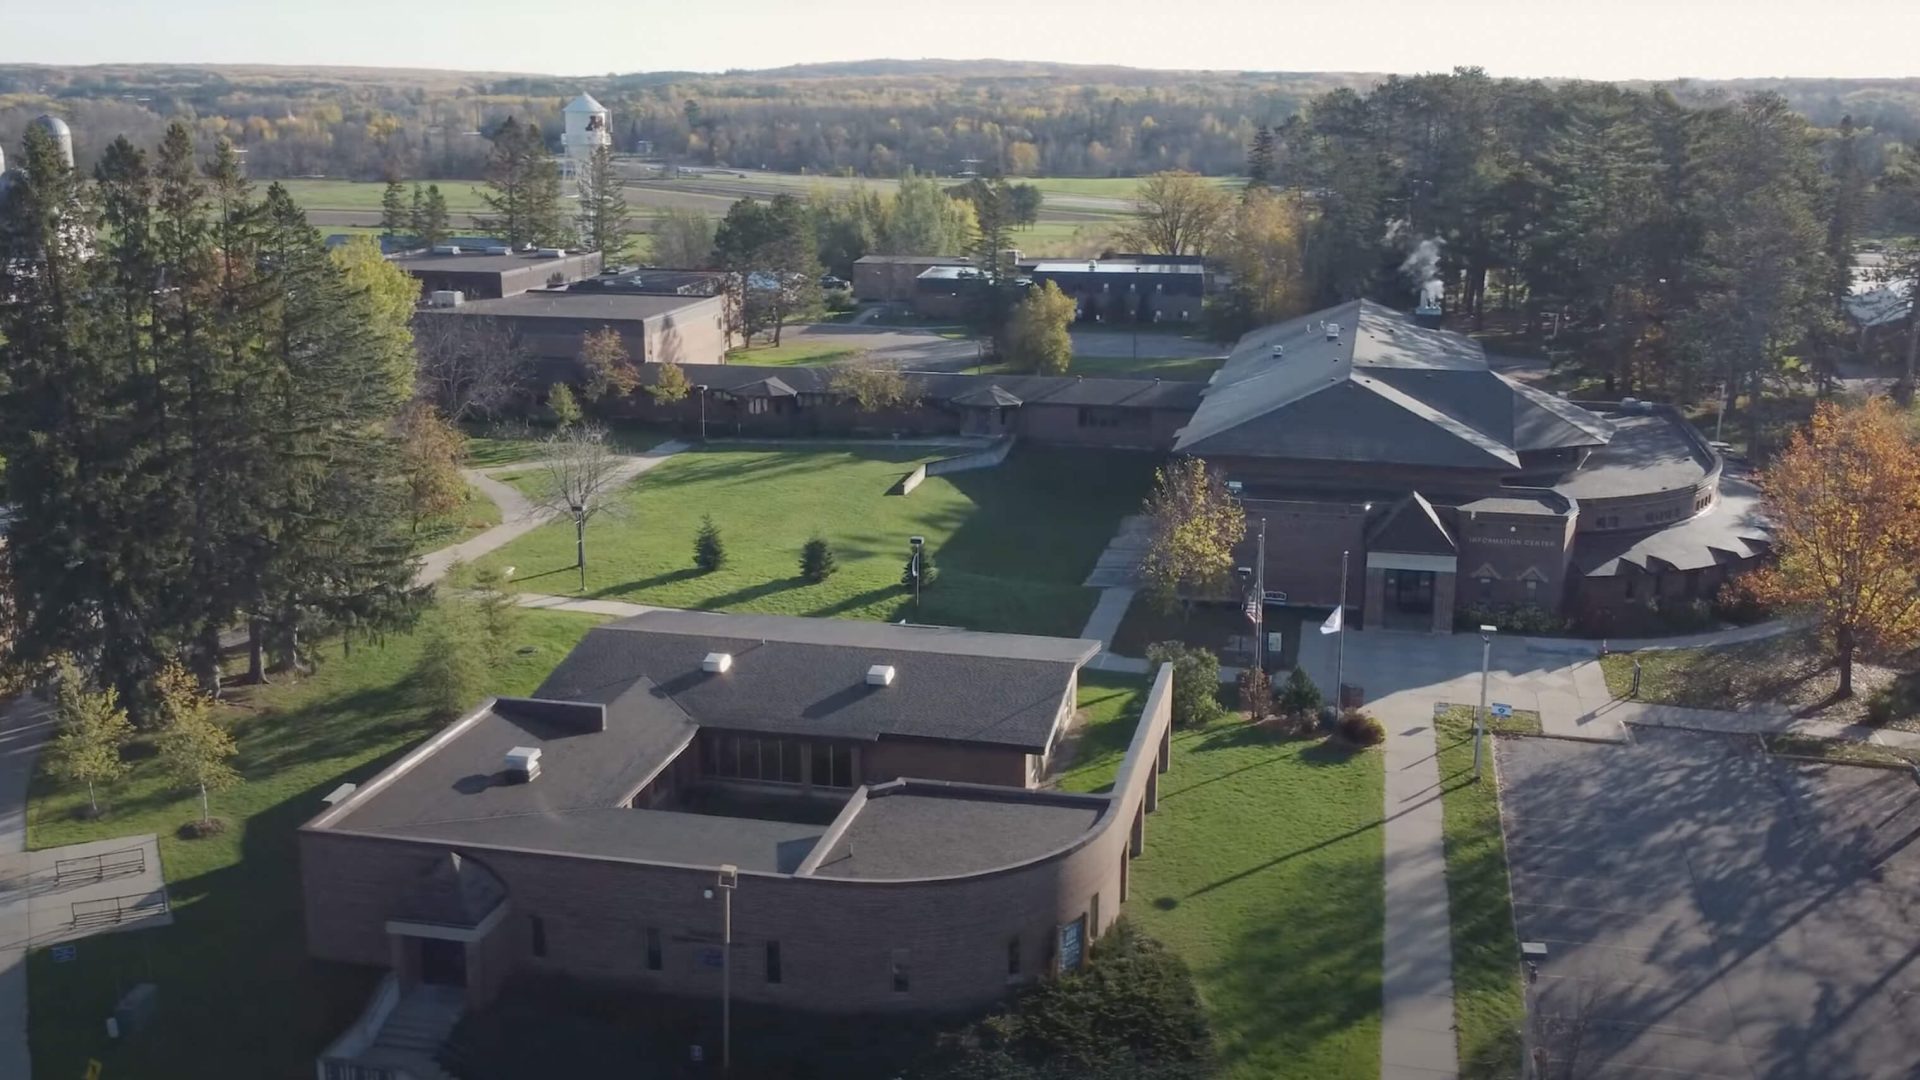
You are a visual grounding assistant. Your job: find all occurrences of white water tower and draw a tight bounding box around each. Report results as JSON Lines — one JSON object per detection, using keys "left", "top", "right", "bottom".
{"left": 562, "top": 92, "right": 611, "bottom": 179}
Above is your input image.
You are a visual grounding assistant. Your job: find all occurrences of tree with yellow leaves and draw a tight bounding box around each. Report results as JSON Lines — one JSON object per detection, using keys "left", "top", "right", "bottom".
{"left": 1749, "top": 399, "right": 1920, "bottom": 697}
{"left": 153, "top": 661, "right": 240, "bottom": 830}
{"left": 1114, "top": 171, "right": 1233, "bottom": 257}
{"left": 1139, "top": 456, "right": 1247, "bottom": 617}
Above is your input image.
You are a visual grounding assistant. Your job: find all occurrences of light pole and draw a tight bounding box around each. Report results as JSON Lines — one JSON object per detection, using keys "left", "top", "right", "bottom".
{"left": 908, "top": 535, "right": 925, "bottom": 611}
{"left": 704, "top": 864, "right": 738, "bottom": 1073}
{"left": 1475, "top": 624, "right": 1496, "bottom": 782}
{"left": 695, "top": 383, "right": 710, "bottom": 443}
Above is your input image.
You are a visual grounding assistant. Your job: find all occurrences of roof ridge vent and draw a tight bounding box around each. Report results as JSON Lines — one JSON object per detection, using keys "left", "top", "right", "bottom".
{"left": 702, "top": 651, "right": 733, "bottom": 674}
{"left": 866, "top": 664, "right": 896, "bottom": 687}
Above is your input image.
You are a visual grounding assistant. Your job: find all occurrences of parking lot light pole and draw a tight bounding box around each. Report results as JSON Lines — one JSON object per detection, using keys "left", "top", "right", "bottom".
{"left": 1475, "top": 624, "right": 1496, "bottom": 781}
{"left": 695, "top": 384, "right": 710, "bottom": 442}
{"left": 909, "top": 535, "right": 925, "bottom": 611}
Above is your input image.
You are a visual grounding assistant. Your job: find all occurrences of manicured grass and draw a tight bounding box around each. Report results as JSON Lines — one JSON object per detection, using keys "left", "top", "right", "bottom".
{"left": 1435, "top": 703, "right": 1544, "bottom": 738}
{"left": 725, "top": 341, "right": 861, "bottom": 366}
{"left": 1763, "top": 733, "right": 1920, "bottom": 768}
{"left": 475, "top": 445, "right": 1155, "bottom": 637}
{"left": 26, "top": 610, "right": 606, "bottom": 1079}
{"left": 462, "top": 419, "right": 676, "bottom": 468}
{"left": 411, "top": 482, "right": 503, "bottom": 551}
{"left": 1053, "top": 671, "right": 1153, "bottom": 794}
{"left": 1055, "top": 682, "right": 1385, "bottom": 1077}
{"left": 272, "top": 178, "right": 493, "bottom": 215}
{"left": 1433, "top": 714, "right": 1528, "bottom": 1079}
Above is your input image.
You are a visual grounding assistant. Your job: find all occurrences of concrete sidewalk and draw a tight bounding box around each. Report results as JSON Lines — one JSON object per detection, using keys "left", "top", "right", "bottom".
{"left": 0, "top": 695, "right": 55, "bottom": 1080}
{"left": 414, "top": 440, "right": 690, "bottom": 588}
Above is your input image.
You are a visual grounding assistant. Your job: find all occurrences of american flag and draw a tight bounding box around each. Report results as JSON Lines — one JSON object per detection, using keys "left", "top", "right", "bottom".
{"left": 1243, "top": 586, "right": 1261, "bottom": 625}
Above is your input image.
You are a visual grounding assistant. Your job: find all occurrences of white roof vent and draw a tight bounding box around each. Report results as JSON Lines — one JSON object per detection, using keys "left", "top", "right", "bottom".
{"left": 504, "top": 746, "right": 542, "bottom": 783}
{"left": 1325, "top": 321, "right": 1340, "bottom": 341}
{"left": 485, "top": 244, "right": 512, "bottom": 256}
{"left": 431, "top": 244, "right": 462, "bottom": 255}
{"left": 1270, "top": 344, "right": 1284, "bottom": 359}
{"left": 536, "top": 247, "right": 567, "bottom": 258}
{"left": 866, "top": 664, "right": 896, "bottom": 688}
{"left": 702, "top": 652, "right": 733, "bottom": 674}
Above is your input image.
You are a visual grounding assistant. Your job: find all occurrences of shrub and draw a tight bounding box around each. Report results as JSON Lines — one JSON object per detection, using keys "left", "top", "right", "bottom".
{"left": 1337, "top": 708, "right": 1386, "bottom": 747}
{"left": 1865, "top": 674, "right": 1920, "bottom": 727}
{"left": 1713, "top": 577, "right": 1772, "bottom": 625}
{"left": 799, "top": 535, "right": 837, "bottom": 583}
{"left": 1238, "top": 667, "right": 1272, "bottom": 722}
{"left": 1657, "top": 597, "right": 1716, "bottom": 634}
{"left": 1144, "top": 642, "right": 1223, "bottom": 728}
{"left": 1457, "top": 601, "right": 1564, "bottom": 635}
{"left": 1275, "top": 666, "right": 1323, "bottom": 718}
{"left": 927, "top": 920, "right": 1215, "bottom": 1080}
{"left": 693, "top": 514, "right": 727, "bottom": 572}
{"left": 823, "top": 286, "right": 856, "bottom": 312}
{"left": 902, "top": 546, "right": 939, "bottom": 590}
{"left": 548, "top": 382, "right": 582, "bottom": 428}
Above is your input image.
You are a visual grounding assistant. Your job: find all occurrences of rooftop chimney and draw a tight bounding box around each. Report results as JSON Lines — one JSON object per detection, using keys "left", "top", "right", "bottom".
{"left": 504, "top": 746, "right": 542, "bottom": 783}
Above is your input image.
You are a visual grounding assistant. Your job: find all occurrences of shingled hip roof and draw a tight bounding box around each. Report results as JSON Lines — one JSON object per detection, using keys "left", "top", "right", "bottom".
{"left": 1174, "top": 299, "right": 1614, "bottom": 468}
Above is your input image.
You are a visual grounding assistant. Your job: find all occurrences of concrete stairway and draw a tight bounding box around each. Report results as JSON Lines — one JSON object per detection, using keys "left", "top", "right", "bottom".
{"left": 365, "top": 985, "right": 465, "bottom": 1080}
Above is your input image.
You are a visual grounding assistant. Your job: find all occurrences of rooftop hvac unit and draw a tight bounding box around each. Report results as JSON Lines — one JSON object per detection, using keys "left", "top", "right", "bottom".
{"left": 866, "top": 664, "right": 896, "bottom": 688}
{"left": 702, "top": 652, "right": 733, "bottom": 674}
{"left": 430, "top": 290, "right": 464, "bottom": 308}
{"left": 536, "top": 247, "right": 567, "bottom": 258}
{"left": 431, "top": 244, "right": 462, "bottom": 255}
{"left": 1325, "top": 322, "right": 1341, "bottom": 341}
{"left": 485, "top": 245, "right": 512, "bottom": 256}
{"left": 504, "top": 746, "right": 542, "bottom": 784}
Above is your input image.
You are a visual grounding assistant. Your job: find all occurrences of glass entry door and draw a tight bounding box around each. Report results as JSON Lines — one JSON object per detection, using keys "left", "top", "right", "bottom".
{"left": 1387, "top": 569, "right": 1435, "bottom": 615}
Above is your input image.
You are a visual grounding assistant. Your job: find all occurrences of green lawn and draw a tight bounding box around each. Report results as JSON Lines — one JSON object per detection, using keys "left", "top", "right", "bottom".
{"left": 475, "top": 445, "right": 1154, "bottom": 637}
{"left": 725, "top": 341, "right": 861, "bottom": 366}
{"left": 1056, "top": 685, "right": 1386, "bottom": 1079}
{"left": 272, "top": 178, "right": 493, "bottom": 215}
{"left": 26, "top": 610, "right": 606, "bottom": 1079}
{"left": 462, "top": 419, "right": 676, "bottom": 468}
{"left": 411, "top": 482, "right": 503, "bottom": 551}
{"left": 1433, "top": 710, "right": 1528, "bottom": 1079}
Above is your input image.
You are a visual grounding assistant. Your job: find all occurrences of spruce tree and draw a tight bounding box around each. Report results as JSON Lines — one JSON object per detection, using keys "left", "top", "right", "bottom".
{"left": 694, "top": 514, "right": 727, "bottom": 572}
{"left": 478, "top": 118, "right": 569, "bottom": 249}
{"left": 579, "top": 142, "right": 631, "bottom": 261}
{"left": 379, "top": 179, "right": 409, "bottom": 237}
{"left": 800, "top": 536, "right": 837, "bottom": 583}
{"left": 419, "top": 184, "right": 451, "bottom": 247}
{"left": 408, "top": 182, "right": 425, "bottom": 240}
{"left": 1246, "top": 125, "right": 1277, "bottom": 188}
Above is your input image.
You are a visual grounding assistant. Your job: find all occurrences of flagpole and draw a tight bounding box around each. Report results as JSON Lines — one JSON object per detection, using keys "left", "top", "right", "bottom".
{"left": 1253, "top": 518, "right": 1267, "bottom": 675}
{"left": 1335, "top": 548, "right": 1349, "bottom": 715}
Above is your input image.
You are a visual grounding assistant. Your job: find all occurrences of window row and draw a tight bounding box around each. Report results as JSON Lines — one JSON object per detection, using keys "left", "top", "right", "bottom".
{"left": 699, "top": 734, "right": 856, "bottom": 788}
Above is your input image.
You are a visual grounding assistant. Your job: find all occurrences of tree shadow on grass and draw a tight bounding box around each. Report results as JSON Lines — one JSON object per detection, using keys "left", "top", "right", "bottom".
{"left": 584, "top": 566, "right": 704, "bottom": 599}
{"left": 698, "top": 575, "right": 813, "bottom": 611}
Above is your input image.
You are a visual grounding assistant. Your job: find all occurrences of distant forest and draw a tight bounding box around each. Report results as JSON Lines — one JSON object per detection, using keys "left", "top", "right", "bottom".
{"left": 3, "top": 60, "right": 1919, "bottom": 182}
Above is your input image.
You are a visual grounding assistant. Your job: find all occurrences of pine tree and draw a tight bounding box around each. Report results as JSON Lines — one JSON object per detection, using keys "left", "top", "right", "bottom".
{"left": 408, "top": 182, "right": 425, "bottom": 240}
{"left": 454, "top": 564, "right": 522, "bottom": 668}
{"left": 965, "top": 179, "right": 1018, "bottom": 356}
{"left": 379, "top": 179, "right": 409, "bottom": 236}
{"left": 477, "top": 118, "right": 569, "bottom": 249}
{"left": 418, "top": 184, "right": 452, "bottom": 248}
{"left": 416, "top": 601, "right": 485, "bottom": 720}
{"left": 1246, "top": 125, "right": 1277, "bottom": 188}
{"left": 48, "top": 656, "right": 134, "bottom": 816}
{"left": 800, "top": 536, "right": 838, "bottom": 583}
{"left": 694, "top": 514, "right": 728, "bottom": 572}
{"left": 153, "top": 661, "right": 239, "bottom": 830}
{"left": 578, "top": 142, "right": 632, "bottom": 261}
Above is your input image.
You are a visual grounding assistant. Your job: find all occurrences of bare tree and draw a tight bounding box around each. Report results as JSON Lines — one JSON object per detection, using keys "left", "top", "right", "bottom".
{"left": 413, "top": 315, "right": 528, "bottom": 422}
{"left": 535, "top": 425, "right": 626, "bottom": 593}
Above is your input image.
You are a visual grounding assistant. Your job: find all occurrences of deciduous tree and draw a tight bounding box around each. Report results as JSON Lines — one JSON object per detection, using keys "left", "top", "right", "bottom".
{"left": 415, "top": 315, "right": 527, "bottom": 421}
{"left": 1748, "top": 400, "right": 1920, "bottom": 697}
{"left": 1114, "top": 170, "right": 1232, "bottom": 256}
{"left": 830, "top": 357, "right": 918, "bottom": 412}
{"left": 397, "top": 402, "right": 467, "bottom": 531}
{"left": 579, "top": 326, "right": 639, "bottom": 401}
{"left": 153, "top": 661, "right": 239, "bottom": 828}
{"left": 49, "top": 656, "right": 134, "bottom": 815}
{"left": 650, "top": 208, "right": 716, "bottom": 268}
{"left": 1139, "top": 457, "right": 1247, "bottom": 616}
{"left": 536, "top": 425, "right": 626, "bottom": 592}
{"left": 1205, "top": 187, "right": 1310, "bottom": 338}
{"left": 1008, "top": 280, "right": 1076, "bottom": 374}
{"left": 549, "top": 382, "right": 582, "bottom": 427}
{"left": 646, "top": 359, "right": 692, "bottom": 404}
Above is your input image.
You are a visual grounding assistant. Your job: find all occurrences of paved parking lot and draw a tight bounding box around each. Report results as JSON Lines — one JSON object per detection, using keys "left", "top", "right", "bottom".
{"left": 1499, "top": 729, "right": 1920, "bottom": 1079}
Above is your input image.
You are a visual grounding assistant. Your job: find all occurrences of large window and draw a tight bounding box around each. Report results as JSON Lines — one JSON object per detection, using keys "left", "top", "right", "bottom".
{"left": 703, "top": 733, "right": 852, "bottom": 788}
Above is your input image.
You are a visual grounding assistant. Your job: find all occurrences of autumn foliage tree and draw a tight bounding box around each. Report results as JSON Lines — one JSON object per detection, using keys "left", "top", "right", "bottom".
{"left": 1007, "top": 281, "right": 1076, "bottom": 375}
{"left": 1139, "top": 457, "right": 1247, "bottom": 616}
{"left": 1749, "top": 399, "right": 1920, "bottom": 697}
{"left": 1114, "top": 170, "right": 1233, "bottom": 257}
{"left": 397, "top": 402, "right": 467, "bottom": 532}
{"left": 579, "top": 327, "right": 640, "bottom": 403}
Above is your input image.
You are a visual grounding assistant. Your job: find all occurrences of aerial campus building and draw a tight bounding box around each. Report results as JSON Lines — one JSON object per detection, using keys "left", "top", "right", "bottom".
{"left": 305, "top": 612, "right": 1174, "bottom": 1071}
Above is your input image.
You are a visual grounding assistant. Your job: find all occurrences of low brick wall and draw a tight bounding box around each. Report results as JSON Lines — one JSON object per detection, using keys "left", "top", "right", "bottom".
{"left": 895, "top": 437, "right": 1015, "bottom": 495}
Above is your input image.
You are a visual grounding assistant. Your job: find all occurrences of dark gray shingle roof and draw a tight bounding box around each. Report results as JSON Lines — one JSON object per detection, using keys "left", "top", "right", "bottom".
{"left": 536, "top": 611, "right": 1097, "bottom": 752}
{"left": 808, "top": 782, "right": 1105, "bottom": 879}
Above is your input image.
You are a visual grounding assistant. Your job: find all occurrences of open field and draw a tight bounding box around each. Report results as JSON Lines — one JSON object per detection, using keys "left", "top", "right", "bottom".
{"left": 26, "top": 610, "right": 607, "bottom": 1079}
{"left": 1058, "top": 695, "right": 1386, "bottom": 1079}
{"left": 475, "top": 444, "right": 1155, "bottom": 637}
{"left": 273, "top": 178, "right": 494, "bottom": 215}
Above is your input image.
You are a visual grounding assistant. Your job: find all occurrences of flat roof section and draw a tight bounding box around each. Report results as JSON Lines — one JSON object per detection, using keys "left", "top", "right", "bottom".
{"left": 808, "top": 783, "right": 1105, "bottom": 880}
{"left": 376, "top": 807, "right": 827, "bottom": 874}
{"left": 1553, "top": 409, "right": 1713, "bottom": 501}
{"left": 393, "top": 250, "right": 592, "bottom": 274}
{"left": 1574, "top": 471, "right": 1771, "bottom": 577}
{"left": 1031, "top": 261, "right": 1206, "bottom": 276}
{"left": 441, "top": 292, "right": 721, "bottom": 321}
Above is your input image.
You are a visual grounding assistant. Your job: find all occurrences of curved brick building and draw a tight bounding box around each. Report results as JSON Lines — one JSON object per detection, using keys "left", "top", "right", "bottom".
{"left": 303, "top": 612, "right": 1174, "bottom": 1073}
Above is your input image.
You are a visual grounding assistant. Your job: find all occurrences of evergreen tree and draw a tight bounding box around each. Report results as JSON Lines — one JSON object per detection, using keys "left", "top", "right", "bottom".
{"left": 477, "top": 118, "right": 569, "bottom": 249}
{"left": 408, "top": 182, "right": 425, "bottom": 239}
{"left": 1246, "top": 124, "right": 1277, "bottom": 187}
{"left": 417, "top": 599, "right": 484, "bottom": 719}
{"left": 578, "top": 142, "right": 632, "bottom": 260}
{"left": 456, "top": 564, "right": 522, "bottom": 668}
{"left": 800, "top": 535, "right": 838, "bottom": 583}
{"left": 1826, "top": 115, "right": 1867, "bottom": 317}
{"left": 418, "top": 184, "right": 452, "bottom": 248}
{"left": 965, "top": 178, "right": 1018, "bottom": 356}
{"left": 694, "top": 514, "right": 727, "bottom": 572}
{"left": 379, "top": 179, "right": 409, "bottom": 237}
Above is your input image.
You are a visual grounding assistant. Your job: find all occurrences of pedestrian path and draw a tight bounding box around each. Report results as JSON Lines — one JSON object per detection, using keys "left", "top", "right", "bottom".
{"left": 0, "top": 695, "right": 55, "bottom": 1080}
{"left": 413, "top": 440, "right": 690, "bottom": 588}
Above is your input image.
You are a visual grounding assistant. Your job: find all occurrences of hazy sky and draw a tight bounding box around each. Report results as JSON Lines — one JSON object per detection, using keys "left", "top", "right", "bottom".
{"left": 6, "top": 0, "right": 1918, "bottom": 81}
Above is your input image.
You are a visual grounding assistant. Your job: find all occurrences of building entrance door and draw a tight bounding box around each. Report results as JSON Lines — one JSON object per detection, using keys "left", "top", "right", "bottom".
{"left": 1387, "top": 569, "right": 1435, "bottom": 615}
{"left": 418, "top": 937, "right": 468, "bottom": 988}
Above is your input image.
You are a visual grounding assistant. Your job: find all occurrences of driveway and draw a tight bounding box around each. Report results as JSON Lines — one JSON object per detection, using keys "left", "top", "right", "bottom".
{"left": 1500, "top": 730, "right": 1920, "bottom": 1079}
